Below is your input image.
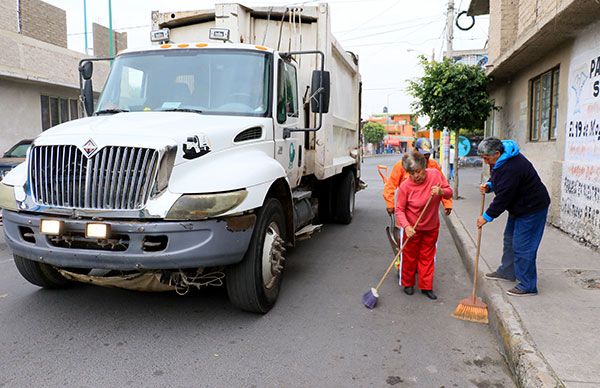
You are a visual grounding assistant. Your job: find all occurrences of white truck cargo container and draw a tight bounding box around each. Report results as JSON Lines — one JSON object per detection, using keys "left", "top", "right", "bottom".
{"left": 0, "top": 3, "right": 362, "bottom": 313}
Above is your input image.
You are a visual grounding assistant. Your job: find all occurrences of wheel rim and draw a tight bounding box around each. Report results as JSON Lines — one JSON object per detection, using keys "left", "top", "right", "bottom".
{"left": 261, "top": 222, "right": 283, "bottom": 289}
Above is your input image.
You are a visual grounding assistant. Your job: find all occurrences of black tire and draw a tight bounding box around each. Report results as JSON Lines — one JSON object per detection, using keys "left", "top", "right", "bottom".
{"left": 13, "top": 255, "right": 72, "bottom": 289}
{"left": 226, "top": 198, "right": 287, "bottom": 313}
{"left": 333, "top": 170, "right": 356, "bottom": 224}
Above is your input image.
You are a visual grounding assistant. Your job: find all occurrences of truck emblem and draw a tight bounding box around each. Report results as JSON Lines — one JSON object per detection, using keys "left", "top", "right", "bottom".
{"left": 183, "top": 135, "right": 211, "bottom": 160}
{"left": 83, "top": 139, "right": 97, "bottom": 157}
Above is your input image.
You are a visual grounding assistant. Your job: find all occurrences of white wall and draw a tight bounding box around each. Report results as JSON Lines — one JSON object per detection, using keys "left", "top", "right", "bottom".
{"left": 559, "top": 21, "right": 600, "bottom": 247}
{"left": 0, "top": 78, "right": 80, "bottom": 153}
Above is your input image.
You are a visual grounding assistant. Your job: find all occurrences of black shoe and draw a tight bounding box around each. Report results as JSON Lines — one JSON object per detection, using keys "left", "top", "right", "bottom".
{"left": 484, "top": 271, "right": 516, "bottom": 282}
{"left": 506, "top": 287, "right": 537, "bottom": 297}
{"left": 421, "top": 290, "right": 437, "bottom": 300}
{"left": 403, "top": 286, "right": 414, "bottom": 295}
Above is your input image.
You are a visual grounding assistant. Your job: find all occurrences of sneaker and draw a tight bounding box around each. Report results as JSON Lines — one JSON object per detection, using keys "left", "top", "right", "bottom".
{"left": 485, "top": 271, "right": 516, "bottom": 282}
{"left": 403, "top": 286, "right": 414, "bottom": 295}
{"left": 506, "top": 287, "right": 537, "bottom": 297}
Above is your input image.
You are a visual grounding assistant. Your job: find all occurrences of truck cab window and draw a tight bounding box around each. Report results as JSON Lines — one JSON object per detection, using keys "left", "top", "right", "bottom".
{"left": 96, "top": 50, "right": 271, "bottom": 117}
{"left": 277, "top": 60, "right": 299, "bottom": 124}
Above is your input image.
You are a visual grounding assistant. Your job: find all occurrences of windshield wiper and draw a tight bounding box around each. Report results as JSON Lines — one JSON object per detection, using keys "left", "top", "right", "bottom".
{"left": 160, "top": 108, "right": 203, "bottom": 114}
{"left": 95, "top": 108, "right": 130, "bottom": 115}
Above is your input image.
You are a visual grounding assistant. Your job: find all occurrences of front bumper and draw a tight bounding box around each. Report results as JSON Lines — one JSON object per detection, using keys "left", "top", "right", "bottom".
{"left": 2, "top": 210, "right": 255, "bottom": 270}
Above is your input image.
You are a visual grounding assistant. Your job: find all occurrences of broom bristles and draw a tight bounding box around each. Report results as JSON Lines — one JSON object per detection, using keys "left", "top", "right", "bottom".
{"left": 452, "top": 297, "right": 489, "bottom": 324}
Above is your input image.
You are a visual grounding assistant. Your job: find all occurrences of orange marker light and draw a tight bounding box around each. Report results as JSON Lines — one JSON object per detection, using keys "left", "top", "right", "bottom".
{"left": 177, "top": 43, "right": 189, "bottom": 48}
{"left": 160, "top": 44, "right": 172, "bottom": 49}
{"left": 195, "top": 43, "right": 208, "bottom": 48}
{"left": 255, "top": 45, "right": 268, "bottom": 51}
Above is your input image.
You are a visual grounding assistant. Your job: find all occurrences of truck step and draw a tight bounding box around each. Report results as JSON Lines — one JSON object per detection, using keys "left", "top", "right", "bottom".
{"left": 292, "top": 190, "right": 312, "bottom": 201}
{"left": 295, "top": 224, "right": 322, "bottom": 241}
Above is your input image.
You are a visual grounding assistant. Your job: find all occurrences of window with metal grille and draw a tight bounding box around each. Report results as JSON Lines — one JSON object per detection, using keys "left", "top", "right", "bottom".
{"left": 40, "top": 95, "right": 80, "bottom": 130}
{"left": 529, "top": 67, "right": 559, "bottom": 142}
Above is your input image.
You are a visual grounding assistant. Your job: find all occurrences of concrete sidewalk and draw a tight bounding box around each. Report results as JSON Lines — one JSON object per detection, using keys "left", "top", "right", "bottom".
{"left": 445, "top": 167, "right": 600, "bottom": 388}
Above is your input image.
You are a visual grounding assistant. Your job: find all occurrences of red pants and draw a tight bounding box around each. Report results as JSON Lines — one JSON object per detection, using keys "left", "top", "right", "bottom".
{"left": 400, "top": 228, "right": 439, "bottom": 290}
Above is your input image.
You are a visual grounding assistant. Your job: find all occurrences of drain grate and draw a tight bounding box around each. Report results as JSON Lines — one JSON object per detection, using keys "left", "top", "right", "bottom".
{"left": 566, "top": 269, "right": 600, "bottom": 289}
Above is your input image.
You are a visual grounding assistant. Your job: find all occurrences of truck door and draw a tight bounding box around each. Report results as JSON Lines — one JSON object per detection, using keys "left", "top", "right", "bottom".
{"left": 274, "top": 59, "right": 304, "bottom": 189}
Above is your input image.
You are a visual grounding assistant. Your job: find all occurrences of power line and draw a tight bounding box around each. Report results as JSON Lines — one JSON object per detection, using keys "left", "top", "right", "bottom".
{"left": 345, "top": 36, "right": 441, "bottom": 48}
{"left": 67, "top": 24, "right": 150, "bottom": 36}
{"left": 337, "top": 0, "right": 403, "bottom": 36}
{"left": 335, "top": 14, "right": 441, "bottom": 34}
{"left": 339, "top": 18, "right": 444, "bottom": 42}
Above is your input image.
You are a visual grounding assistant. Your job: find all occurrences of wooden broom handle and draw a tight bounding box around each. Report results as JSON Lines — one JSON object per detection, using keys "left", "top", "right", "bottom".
{"left": 472, "top": 193, "right": 486, "bottom": 300}
{"left": 375, "top": 194, "right": 435, "bottom": 291}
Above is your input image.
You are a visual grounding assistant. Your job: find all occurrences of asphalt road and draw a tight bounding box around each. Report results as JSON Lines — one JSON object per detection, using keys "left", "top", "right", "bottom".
{"left": 0, "top": 155, "right": 514, "bottom": 387}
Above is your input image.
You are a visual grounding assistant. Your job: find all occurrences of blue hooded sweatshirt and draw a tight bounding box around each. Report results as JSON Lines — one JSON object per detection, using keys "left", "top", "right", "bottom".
{"left": 482, "top": 140, "right": 550, "bottom": 221}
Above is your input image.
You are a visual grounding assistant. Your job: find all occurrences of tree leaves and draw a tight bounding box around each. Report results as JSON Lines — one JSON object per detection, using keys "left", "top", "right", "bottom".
{"left": 362, "top": 121, "right": 387, "bottom": 144}
{"left": 407, "top": 57, "right": 497, "bottom": 132}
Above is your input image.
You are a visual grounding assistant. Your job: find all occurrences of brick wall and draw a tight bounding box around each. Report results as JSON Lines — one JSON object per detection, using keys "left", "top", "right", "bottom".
{"left": 92, "top": 23, "right": 127, "bottom": 57}
{"left": 488, "top": 0, "right": 518, "bottom": 64}
{"left": 517, "top": 0, "right": 537, "bottom": 37}
{"left": 0, "top": 0, "right": 18, "bottom": 33}
{"left": 20, "top": 0, "right": 67, "bottom": 48}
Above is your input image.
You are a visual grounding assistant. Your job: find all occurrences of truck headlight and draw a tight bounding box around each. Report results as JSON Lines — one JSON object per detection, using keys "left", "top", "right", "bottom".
{"left": 0, "top": 183, "right": 18, "bottom": 211}
{"left": 165, "top": 189, "right": 248, "bottom": 220}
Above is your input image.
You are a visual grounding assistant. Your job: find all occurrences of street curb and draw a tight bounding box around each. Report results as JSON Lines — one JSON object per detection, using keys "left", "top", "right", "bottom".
{"left": 444, "top": 212, "right": 565, "bottom": 388}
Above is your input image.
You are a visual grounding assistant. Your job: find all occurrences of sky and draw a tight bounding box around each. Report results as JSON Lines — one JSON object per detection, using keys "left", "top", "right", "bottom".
{"left": 45, "top": 0, "right": 489, "bottom": 117}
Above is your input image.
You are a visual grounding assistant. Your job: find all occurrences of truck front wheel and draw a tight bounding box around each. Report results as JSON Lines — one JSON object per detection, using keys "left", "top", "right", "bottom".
{"left": 13, "top": 255, "right": 72, "bottom": 289}
{"left": 226, "top": 198, "right": 287, "bottom": 313}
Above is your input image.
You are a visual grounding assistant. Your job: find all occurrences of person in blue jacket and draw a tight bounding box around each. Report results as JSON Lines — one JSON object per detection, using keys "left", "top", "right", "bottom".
{"left": 476, "top": 137, "right": 551, "bottom": 296}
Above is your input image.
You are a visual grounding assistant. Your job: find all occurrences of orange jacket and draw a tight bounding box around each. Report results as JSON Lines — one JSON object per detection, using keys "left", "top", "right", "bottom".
{"left": 383, "top": 158, "right": 453, "bottom": 210}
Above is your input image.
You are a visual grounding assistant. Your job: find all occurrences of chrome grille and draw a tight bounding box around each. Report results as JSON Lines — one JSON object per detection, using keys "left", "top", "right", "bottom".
{"left": 29, "top": 145, "right": 159, "bottom": 210}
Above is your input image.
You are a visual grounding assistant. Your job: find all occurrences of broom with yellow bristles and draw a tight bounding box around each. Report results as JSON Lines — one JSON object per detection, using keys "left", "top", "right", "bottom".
{"left": 452, "top": 193, "right": 489, "bottom": 324}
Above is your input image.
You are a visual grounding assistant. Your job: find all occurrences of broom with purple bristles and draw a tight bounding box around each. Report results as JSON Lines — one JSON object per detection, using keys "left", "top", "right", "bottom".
{"left": 363, "top": 194, "right": 434, "bottom": 309}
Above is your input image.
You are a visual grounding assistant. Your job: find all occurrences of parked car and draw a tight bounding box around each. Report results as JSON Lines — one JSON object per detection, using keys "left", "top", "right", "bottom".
{"left": 0, "top": 139, "right": 32, "bottom": 181}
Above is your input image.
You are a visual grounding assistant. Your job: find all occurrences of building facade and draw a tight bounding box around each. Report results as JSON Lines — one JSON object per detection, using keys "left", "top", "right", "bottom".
{"left": 0, "top": 0, "right": 124, "bottom": 154}
{"left": 368, "top": 113, "right": 415, "bottom": 152}
{"left": 469, "top": 0, "right": 600, "bottom": 246}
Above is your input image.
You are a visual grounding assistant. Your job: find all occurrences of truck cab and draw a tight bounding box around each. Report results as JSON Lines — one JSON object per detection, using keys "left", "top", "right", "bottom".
{"left": 0, "top": 3, "right": 361, "bottom": 313}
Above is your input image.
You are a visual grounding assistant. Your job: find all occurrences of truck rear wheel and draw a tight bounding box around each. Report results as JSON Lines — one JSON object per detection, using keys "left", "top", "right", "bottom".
{"left": 13, "top": 255, "right": 72, "bottom": 289}
{"left": 334, "top": 170, "right": 356, "bottom": 224}
{"left": 226, "top": 198, "right": 287, "bottom": 313}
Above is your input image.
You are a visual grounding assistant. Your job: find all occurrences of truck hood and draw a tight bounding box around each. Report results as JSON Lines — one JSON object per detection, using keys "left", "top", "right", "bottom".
{"left": 35, "top": 112, "right": 273, "bottom": 165}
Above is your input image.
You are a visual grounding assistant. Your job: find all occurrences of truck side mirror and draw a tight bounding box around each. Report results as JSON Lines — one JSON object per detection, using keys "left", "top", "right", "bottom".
{"left": 79, "top": 61, "right": 94, "bottom": 116}
{"left": 79, "top": 61, "right": 93, "bottom": 80}
{"left": 83, "top": 79, "right": 94, "bottom": 116}
{"left": 310, "top": 70, "right": 330, "bottom": 114}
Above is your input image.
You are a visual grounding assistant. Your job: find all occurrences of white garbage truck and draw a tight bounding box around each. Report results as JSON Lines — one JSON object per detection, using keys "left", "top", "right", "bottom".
{"left": 0, "top": 3, "right": 362, "bottom": 313}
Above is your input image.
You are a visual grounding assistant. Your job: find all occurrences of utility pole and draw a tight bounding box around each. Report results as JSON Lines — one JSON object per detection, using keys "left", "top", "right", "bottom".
{"left": 443, "top": 0, "right": 456, "bottom": 188}
{"left": 83, "top": 0, "right": 88, "bottom": 55}
{"left": 445, "top": 0, "right": 454, "bottom": 57}
{"left": 108, "top": 0, "right": 113, "bottom": 59}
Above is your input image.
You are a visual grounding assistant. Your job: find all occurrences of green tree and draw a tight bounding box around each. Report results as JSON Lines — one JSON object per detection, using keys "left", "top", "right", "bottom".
{"left": 362, "top": 121, "right": 386, "bottom": 145}
{"left": 407, "top": 57, "right": 496, "bottom": 197}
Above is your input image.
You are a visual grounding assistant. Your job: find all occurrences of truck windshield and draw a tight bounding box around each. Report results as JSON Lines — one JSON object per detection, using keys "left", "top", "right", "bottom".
{"left": 96, "top": 49, "right": 271, "bottom": 116}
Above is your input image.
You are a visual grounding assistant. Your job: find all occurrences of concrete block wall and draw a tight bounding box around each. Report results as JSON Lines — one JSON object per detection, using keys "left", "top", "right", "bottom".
{"left": 488, "top": 0, "right": 518, "bottom": 65}
{"left": 517, "top": 0, "right": 537, "bottom": 37}
{"left": 92, "top": 23, "right": 127, "bottom": 57}
{"left": 0, "top": 0, "right": 18, "bottom": 33}
{"left": 20, "top": 0, "right": 67, "bottom": 48}
{"left": 489, "top": 0, "right": 575, "bottom": 66}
